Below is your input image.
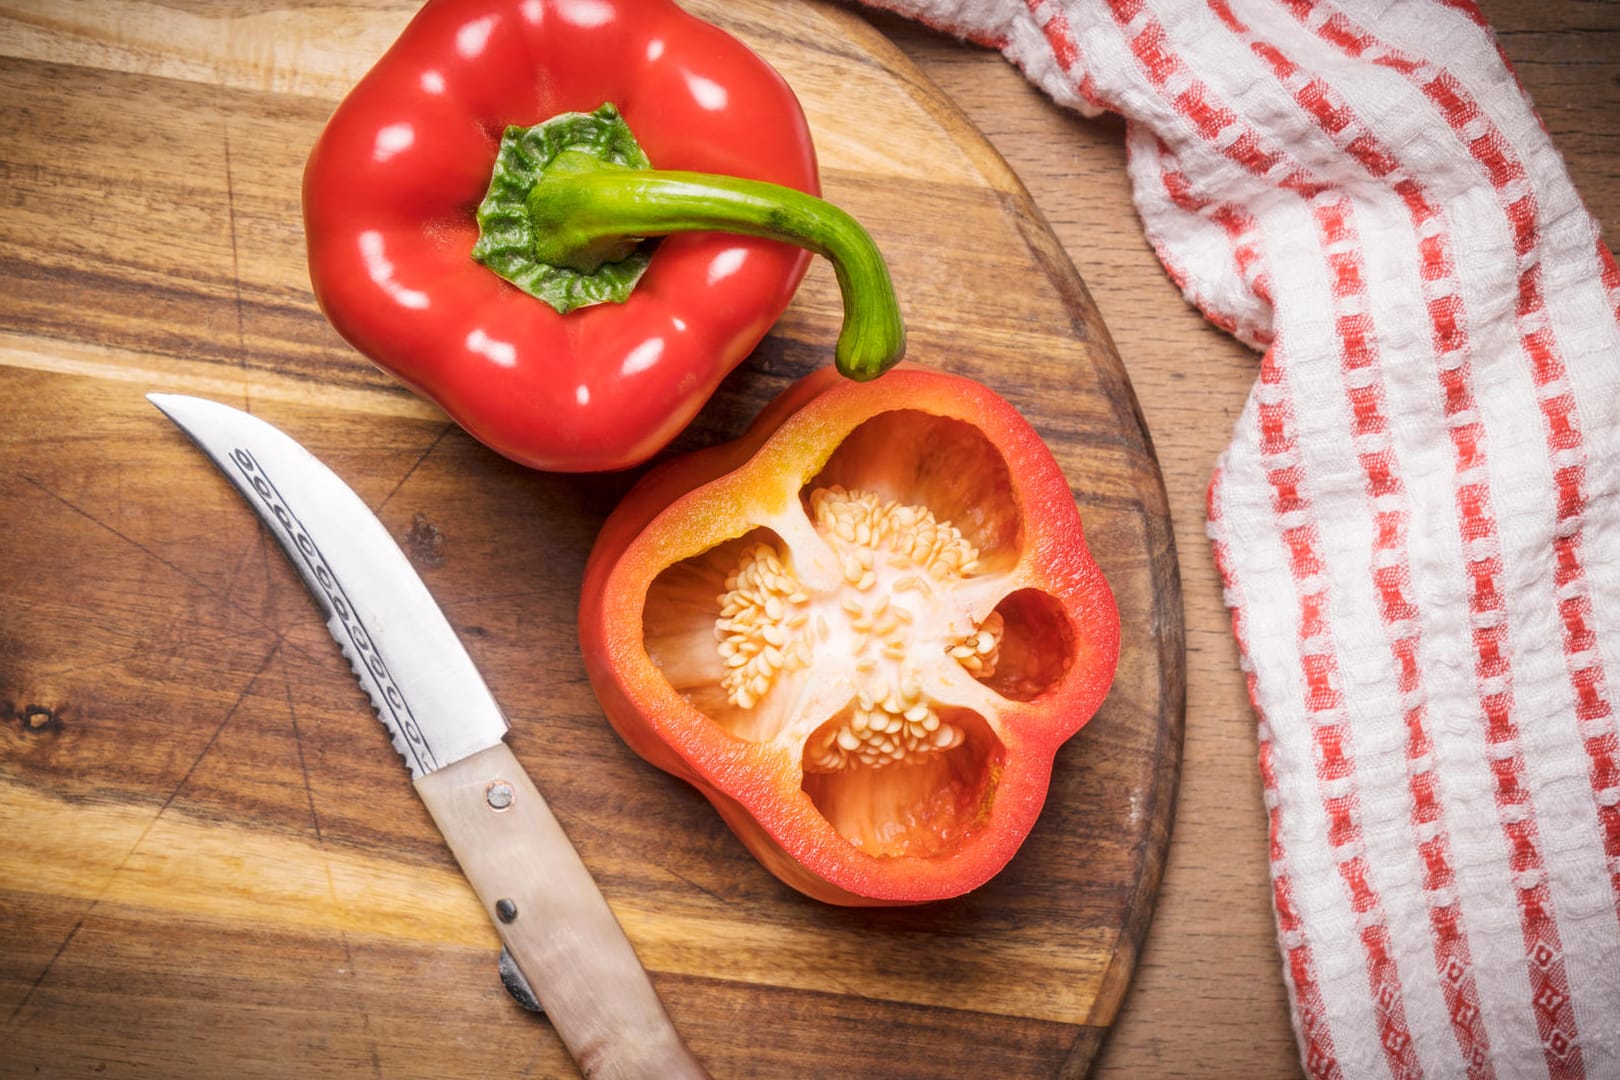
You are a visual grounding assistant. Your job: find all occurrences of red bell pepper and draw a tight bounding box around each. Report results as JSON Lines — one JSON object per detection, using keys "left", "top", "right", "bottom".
{"left": 303, "top": 0, "right": 904, "bottom": 472}
{"left": 579, "top": 366, "right": 1120, "bottom": 905}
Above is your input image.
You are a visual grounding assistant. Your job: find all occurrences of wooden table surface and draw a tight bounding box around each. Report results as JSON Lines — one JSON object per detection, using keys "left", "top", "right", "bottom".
{"left": 868, "top": 2, "right": 1620, "bottom": 1076}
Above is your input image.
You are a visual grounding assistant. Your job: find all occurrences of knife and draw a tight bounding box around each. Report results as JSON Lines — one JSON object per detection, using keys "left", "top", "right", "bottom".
{"left": 148, "top": 393, "right": 708, "bottom": 1080}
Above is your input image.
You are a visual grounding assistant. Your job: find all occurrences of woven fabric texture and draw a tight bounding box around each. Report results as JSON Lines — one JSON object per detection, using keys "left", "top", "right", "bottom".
{"left": 859, "top": 0, "right": 1620, "bottom": 1076}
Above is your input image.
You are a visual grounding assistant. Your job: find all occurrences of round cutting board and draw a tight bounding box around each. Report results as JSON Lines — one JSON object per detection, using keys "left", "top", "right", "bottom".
{"left": 0, "top": 1, "right": 1183, "bottom": 1076}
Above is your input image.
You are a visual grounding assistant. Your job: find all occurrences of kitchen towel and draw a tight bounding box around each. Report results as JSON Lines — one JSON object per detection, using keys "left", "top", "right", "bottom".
{"left": 856, "top": 0, "right": 1620, "bottom": 1076}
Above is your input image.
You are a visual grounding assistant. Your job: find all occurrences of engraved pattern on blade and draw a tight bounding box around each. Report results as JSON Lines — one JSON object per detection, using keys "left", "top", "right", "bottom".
{"left": 227, "top": 445, "right": 441, "bottom": 777}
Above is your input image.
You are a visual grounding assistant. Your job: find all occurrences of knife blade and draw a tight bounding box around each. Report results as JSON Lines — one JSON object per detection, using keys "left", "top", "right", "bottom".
{"left": 148, "top": 393, "right": 708, "bottom": 1080}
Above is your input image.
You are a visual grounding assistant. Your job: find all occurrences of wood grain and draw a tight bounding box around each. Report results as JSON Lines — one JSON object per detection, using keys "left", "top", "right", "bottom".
{"left": 0, "top": 2, "right": 1179, "bottom": 1078}
{"left": 867, "top": 1, "right": 1620, "bottom": 1076}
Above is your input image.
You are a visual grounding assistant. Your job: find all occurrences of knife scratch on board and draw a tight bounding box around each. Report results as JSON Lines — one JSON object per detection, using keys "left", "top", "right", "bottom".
{"left": 277, "top": 663, "right": 385, "bottom": 1080}
{"left": 6, "top": 638, "right": 283, "bottom": 1027}
{"left": 377, "top": 424, "right": 456, "bottom": 516}
{"left": 221, "top": 122, "right": 250, "bottom": 387}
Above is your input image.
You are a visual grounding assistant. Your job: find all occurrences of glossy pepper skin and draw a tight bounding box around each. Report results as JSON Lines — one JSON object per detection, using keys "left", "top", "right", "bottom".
{"left": 303, "top": 0, "right": 823, "bottom": 472}
{"left": 579, "top": 366, "right": 1121, "bottom": 905}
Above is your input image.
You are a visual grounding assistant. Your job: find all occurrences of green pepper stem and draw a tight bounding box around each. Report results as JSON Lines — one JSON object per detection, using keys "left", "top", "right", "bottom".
{"left": 528, "top": 170, "right": 905, "bottom": 381}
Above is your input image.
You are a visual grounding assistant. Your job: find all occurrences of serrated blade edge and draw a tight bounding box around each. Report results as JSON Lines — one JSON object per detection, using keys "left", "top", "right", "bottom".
{"left": 150, "top": 393, "right": 508, "bottom": 778}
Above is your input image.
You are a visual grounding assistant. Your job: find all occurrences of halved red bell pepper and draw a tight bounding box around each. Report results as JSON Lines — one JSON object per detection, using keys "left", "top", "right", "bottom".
{"left": 579, "top": 365, "right": 1120, "bottom": 905}
{"left": 303, "top": 0, "right": 904, "bottom": 473}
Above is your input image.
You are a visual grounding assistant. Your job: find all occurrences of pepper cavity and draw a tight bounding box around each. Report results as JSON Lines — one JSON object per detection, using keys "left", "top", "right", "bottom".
{"left": 638, "top": 405, "right": 1081, "bottom": 862}
{"left": 712, "top": 487, "right": 1006, "bottom": 774}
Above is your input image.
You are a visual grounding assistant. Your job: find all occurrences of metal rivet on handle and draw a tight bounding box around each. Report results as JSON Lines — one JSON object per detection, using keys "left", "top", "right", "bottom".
{"left": 486, "top": 780, "right": 515, "bottom": 811}
{"left": 495, "top": 898, "right": 518, "bottom": 923}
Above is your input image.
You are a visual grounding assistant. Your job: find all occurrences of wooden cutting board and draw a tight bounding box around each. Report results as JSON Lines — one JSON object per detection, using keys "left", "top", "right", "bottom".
{"left": 0, "top": 2, "right": 1183, "bottom": 1076}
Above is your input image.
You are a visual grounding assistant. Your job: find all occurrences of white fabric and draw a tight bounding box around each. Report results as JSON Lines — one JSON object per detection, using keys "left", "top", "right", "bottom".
{"left": 861, "top": 0, "right": 1620, "bottom": 1076}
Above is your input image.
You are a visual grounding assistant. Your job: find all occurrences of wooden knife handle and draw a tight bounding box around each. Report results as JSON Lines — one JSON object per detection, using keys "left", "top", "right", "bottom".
{"left": 415, "top": 742, "right": 709, "bottom": 1080}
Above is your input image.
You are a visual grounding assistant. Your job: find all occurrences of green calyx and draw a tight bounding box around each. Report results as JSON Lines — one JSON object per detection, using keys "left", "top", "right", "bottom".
{"left": 473, "top": 104, "right": 654, "bottom": 315}
{"left": 471, "top": 102, "right": 905, "bottom": 381}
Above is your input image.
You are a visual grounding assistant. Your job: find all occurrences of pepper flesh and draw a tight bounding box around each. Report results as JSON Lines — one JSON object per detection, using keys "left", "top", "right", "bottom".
{"left": 580, "top": 366, "right": 1121, "bottom": 904}
{"left": 303, "top": 0, "right": 845, "bottom": 472}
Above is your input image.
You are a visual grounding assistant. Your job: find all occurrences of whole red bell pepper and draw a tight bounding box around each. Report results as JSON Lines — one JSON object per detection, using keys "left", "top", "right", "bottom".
{"left": 304, "top": 0, "right": 904, "bottom": 472}
{"left": 579, "top": 366, "right": 1120, "bottom": 905}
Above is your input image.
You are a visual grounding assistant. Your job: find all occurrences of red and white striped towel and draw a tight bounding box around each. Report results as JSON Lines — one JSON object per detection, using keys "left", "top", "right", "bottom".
{"left": 860, "top": 0, "right": 1620, "bottom": 1076}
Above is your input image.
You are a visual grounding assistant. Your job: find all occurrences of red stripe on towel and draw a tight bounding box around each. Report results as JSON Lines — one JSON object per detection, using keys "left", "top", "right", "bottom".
{"left": 1024, "top": 0, "right": 1103, "bottom": 105}
{"left": 1110, "top": 5, "right": 1423, "bottom": 1072}
{"left": 1278, "top": 7, "right": 1599, "bottom": 1075}
{"left": 1206, "top": 11, "right": 1499, "bottom": 1071}
{"left": 1154, "top": 131, "right": 1342, "bottom": 1074}
{"left": 1600, "top": 241, "right": 1620, "bottom": 330}
{"left": 1209, "top": 462, "right": 1345, "bottom": 1080}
